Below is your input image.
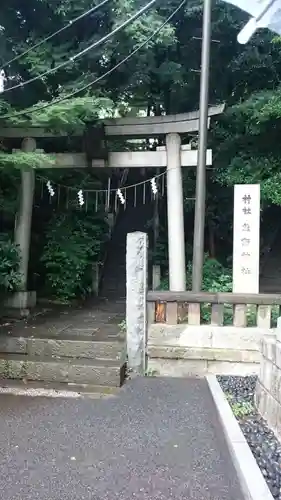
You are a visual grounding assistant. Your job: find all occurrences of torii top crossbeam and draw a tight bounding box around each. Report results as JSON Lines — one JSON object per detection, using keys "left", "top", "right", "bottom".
{"left": 0, "top": 104, "right": 224, "bottom": 139}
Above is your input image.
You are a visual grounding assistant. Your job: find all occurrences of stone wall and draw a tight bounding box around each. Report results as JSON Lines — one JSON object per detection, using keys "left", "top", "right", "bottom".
{"left": 255, "top": 334, "right": 281, "bottom": 438}
{"left": 148, "top": 324, "right": 273, "bottom": 377}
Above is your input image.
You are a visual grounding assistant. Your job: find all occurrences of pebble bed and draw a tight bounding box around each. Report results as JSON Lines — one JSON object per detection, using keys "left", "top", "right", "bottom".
{"left": 218, "top": 375, "right": 281, "bottom": 500}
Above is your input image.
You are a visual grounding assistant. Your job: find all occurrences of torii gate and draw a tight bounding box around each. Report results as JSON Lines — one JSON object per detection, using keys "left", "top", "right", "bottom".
{"left": 0, "top": 104, "right": 223, "bottom": 308}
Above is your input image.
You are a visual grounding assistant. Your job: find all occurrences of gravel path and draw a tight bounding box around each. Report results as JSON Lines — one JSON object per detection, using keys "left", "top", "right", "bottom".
{"left": 0, "top": 377, "right": 243, "bottom": 500}
{"left": 218, "top": 375, "right": 281, "bottom": 500}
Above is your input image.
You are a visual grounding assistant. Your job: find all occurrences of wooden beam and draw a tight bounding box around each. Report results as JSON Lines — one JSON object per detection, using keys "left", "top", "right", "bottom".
{"left": 147, "top": 291, "right": 281, "bottom": 305}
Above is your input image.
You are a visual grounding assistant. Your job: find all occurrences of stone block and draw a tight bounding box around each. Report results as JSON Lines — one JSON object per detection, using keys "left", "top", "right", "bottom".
{"left": 277, "top": 317, "right": 281, "bottom": 344}
{"left": 211, "top": 329, "right": 261, "bottom": 351}
{"left": 148, "top": 325, "right": 212, "bottom": 348}
{"left": 0, "top": 358, "right": 26, "bottom": 379}
{"left": 276, "top": 343, "right": 281, "bottom": 370}
{"left": 27, "top": 338, "right": 124, "bottom": 361}
{"left": 264, "top": 391, "right": 278, "bottom": 431}
{"left": 0, "top": 356, "right": 123, "bottom": 387}
{"left": 147, "top": 358, "right": 208, "bottom": 377}
{"left": 4, "top": 291, "right": 36, "bottom": 309}
{"left": 148, "top": 345, "right": 259, "bottom": 364}
{"left": 207, "top": 361, "right": 258, "bottom": 376}
{"left": 257, "top": 305, "right": 271, "bottom": 329}
{"left": 270, "top": 365, "right": 279, "bottom": 401}
{"left": 275, "top": 405, "right": 281, "bottom": 438}
{"left": 255, "top": 380, "right": 262, "bottom": 407}
{"left": 262, "top": 337, "right": 276, "bottom": 363}
{"left": 272, "top": 368, "right": 281, "bottom": 404}
{"left": 261, "top": 359, "right": 273, "bottom": 392}
{"left": 259, "top": 357, "right": 265, "bottom": 382}
{"left": 0, "top": 336, "right": 27, "bottom": 354}
{"left": 257, "top": 385, "right": 268, "bottom": 415}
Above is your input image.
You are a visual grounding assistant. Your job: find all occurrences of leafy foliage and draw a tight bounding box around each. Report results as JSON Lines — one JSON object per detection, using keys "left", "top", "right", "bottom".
{"left": 0, "top": 235, "right": 22, "bottom": 296}
{"left": 6, "top": 96, "right": 116, "bottom": 131}
{"left": 41, "top": 210, "right": 107, "bottom": 302}
{"left": 159, "top": 255, "right": 232, "bottom": 324}
{"left": 159, "top": 255, "right": 232, "bottom": 292}
{"left": 2, "top": 0, "right": 281, "bottom": 300}
{"left": 214, "top": 86, "right": 281, "bottom": 206}
{"left": 0, "top": 152, "right": 55, "bottom": 170}
{"left": 226, "top": 394, "right": 254, "bottom": 419}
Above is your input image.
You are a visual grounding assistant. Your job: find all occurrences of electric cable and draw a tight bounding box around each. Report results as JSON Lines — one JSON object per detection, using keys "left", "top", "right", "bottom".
{"left": 1, "top": 0, "right": 110, "bottom": 70}
{"left": 1, "top": 0, "right": 157, "bottom": 95}
{"left": 1, "top": 0, "right": 186, "bottom": 120}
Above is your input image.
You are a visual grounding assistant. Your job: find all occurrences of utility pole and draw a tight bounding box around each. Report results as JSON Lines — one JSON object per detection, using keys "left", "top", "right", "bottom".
{"left": 192, "top": 0, "right": 212, "bottom": 292}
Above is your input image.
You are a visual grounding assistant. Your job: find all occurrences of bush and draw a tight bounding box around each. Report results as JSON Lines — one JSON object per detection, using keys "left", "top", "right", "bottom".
{"left": 159, "top": 255, "right": 232, "bottom": 323}
{"left": 41, "top": 211, "right": 106, "bottom": 302}
{"left": 159, "top": 254, "right": 232, "bottom": 293}
{"left": 159, "top": 255, "right": 279, "bottom": 326}
{"left": 0, "top": 235, "right": 22, "bottom": 296}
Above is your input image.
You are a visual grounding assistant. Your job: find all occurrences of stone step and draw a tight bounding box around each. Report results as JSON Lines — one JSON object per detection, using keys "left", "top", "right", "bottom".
{"left": 0, "top": 354, "right": 125, "bottom": 386}
{"left": 0, "top": 335, "right": 125, "bottom": 361}
{"left": 0, "top": 378, "right": 120, "bottom": 399}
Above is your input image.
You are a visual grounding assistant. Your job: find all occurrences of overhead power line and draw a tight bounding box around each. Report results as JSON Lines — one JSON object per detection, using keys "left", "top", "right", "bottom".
{"left": 1, "top": 0, "right": 110, "bottom": 70}
{"left": 1, "top": 0, "right": 157, "bottom": 95}
{"left": 1, "top": 0, "right": 186, "bottom": 121}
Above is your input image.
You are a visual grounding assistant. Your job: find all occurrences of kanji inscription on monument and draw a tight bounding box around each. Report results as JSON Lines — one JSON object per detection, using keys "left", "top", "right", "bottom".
{"left": 233, "top": 184, "right": 260, "bottom": 293}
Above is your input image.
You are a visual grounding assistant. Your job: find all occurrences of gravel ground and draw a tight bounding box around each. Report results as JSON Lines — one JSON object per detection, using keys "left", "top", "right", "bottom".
{"left": 218, "top": 375, "right": 281, "bottom": 500}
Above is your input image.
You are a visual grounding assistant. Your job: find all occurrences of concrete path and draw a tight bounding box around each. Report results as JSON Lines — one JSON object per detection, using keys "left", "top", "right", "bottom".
{"left": 0, "top": 377, "right": 244, "bottom": 500}
{"left": 0, "top": 299, "right": 125, "bottom": 338}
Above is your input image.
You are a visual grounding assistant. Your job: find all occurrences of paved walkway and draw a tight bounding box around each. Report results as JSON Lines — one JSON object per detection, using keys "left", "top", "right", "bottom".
{"left": 0, "top": 299, "right": 125, "bottom": 338}
{"left": 0, "top": 377, "right": 244, "bottom": 500}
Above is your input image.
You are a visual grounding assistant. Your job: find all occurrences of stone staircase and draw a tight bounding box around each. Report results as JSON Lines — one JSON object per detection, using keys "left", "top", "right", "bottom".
{"left": 0, "top": 302, "right": 126, "bottom": 392}
{"left": 101, "top": 195, "right": 153, "bottom": 300}
{"left": 0, "top": 171, "right": 154, "bottom": 392}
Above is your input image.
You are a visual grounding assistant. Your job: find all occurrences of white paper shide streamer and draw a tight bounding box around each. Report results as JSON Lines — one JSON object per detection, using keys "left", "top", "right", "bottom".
{"left": 117, "top": 188, "right": 125, "bottom": 205}
{"left": 46, "top": 180, "right": 55, "bottom": 197}
{"left": 0, "top": 70, "right": 5, "bottom": 94}
{"left": 150, "top": 177, "right": 158, "bottom": 196}
{"left": 77, "top": 189, "right": 84, "bottom": 206}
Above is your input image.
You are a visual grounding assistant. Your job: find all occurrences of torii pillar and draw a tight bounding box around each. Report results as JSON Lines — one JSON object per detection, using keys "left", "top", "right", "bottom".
{"left": 166, "top": 133, "right": 186, "bottom": 291}
{"left": 10, "top": 137, "right": 37, "bottom": 310}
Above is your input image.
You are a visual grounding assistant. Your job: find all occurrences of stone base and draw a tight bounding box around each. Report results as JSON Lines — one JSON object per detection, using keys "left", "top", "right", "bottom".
{"left": 148, "top": 357, "right": 259, "bottom": 377}
{"left": 4, "top": 291, "right": 37, "bottom": 309}
{"left": 0, "top": 355, "right": 125, "bottom": 387}
{"left": 147, "top": 324, "right": 274, "bottom": 377}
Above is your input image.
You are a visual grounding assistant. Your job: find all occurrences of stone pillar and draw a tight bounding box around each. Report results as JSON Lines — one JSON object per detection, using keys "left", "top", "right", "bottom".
{"left": 152, "top": 264, "right": 161, "bottom": 290}
{"left": 126, "top": 232, "right": 148, "bottom": 374}
{"left": 166, "top": 133, "right": 186, "bottom": 291}
{"left": 14, "top": 138, "right": 36, "bottom": 292}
